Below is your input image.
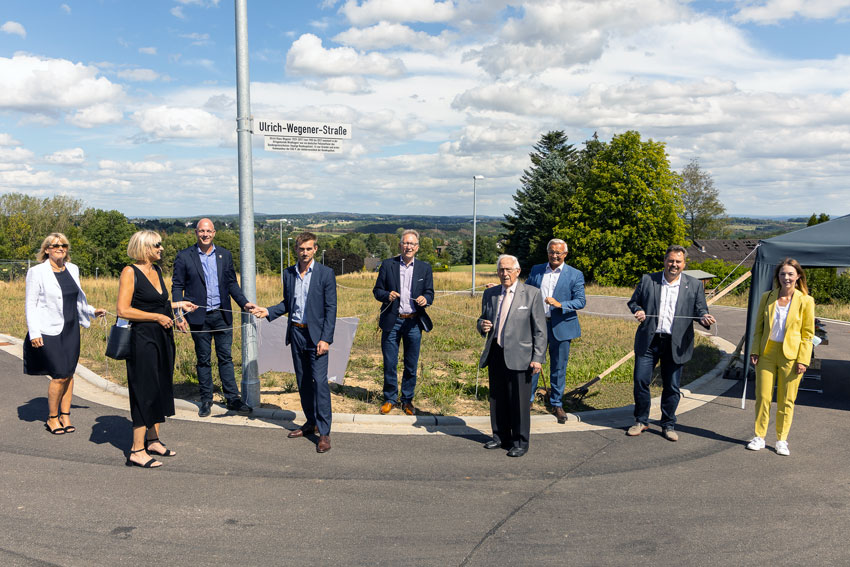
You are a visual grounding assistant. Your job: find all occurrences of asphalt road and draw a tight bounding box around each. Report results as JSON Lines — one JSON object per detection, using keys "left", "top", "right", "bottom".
{"left": 2, "top": 302, "right": 849, "bottom": 566}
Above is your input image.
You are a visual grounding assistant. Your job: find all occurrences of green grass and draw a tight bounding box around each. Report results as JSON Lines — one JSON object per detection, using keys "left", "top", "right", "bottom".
{"left": 449, "top": 264, "right": 496, "bottom": 273}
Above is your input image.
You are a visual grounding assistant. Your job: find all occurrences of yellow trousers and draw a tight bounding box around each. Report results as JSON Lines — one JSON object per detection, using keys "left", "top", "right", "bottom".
{"left": 754, "top": 340, "right": 803, "bottom": 441}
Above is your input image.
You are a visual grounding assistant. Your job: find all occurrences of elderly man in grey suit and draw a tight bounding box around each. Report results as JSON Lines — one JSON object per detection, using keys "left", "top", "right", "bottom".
{"left": 477, "top": 254, "right": 547, "bottom": 457}
{"left": 627, "top": 244, "right": 715, "bottom": 441}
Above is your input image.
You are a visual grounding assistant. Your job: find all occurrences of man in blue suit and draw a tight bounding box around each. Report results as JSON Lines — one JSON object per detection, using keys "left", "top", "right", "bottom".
{"left": 373, "top": 229, "right": 434, "bottom": 415}
{"left": 525, "top": 238, "right": 586, "bottom": 423}
{"left": 626, "top": 245, "right": 715, "bottom": 442}
{"left": 172, "top": 218, "right": 255, "bottom": 417}
{"left": 252, "top": 232, "right": 337, "bottom": 453}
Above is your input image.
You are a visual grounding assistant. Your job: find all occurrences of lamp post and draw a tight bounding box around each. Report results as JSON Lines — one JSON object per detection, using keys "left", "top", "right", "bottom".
{"left": 287, "top": 237, "right": 292, "bottom": 268}
{"left": 471, "top": 175, "right": 484, "bottom": 296}
{"left": 321, "top": 249, "right": 326, "bottom": 264}
{"left": 341, "top": 258, "right": 345, "bottom": 275}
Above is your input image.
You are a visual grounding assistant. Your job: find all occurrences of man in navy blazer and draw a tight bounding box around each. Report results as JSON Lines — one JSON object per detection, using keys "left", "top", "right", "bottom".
{"left": 172, "top": 218, "right": 255, "bottom": 417}
{"left": 372, "top": 229, "right": 434, "bottom": 415}
{"left": 252, "top": 232, "right": 337, "bottom": 453}
{"left": 525, "top": 238, "right": 586, "bottom": 423}
{"left": 626, "top": 245, "right": 715, "bottom": 441}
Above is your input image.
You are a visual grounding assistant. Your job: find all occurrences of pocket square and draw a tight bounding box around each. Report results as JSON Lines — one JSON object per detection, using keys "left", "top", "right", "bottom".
{"left": 518, "top": 305, "right": 529, "bottom": 310}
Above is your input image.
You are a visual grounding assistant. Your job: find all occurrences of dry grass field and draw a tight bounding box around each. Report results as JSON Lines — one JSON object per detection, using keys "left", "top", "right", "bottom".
{"left": 2, "top": 271, "right": 723, "bottom": 416}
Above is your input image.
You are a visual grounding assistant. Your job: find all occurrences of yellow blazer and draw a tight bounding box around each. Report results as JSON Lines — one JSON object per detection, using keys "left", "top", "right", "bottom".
{"left": 752, "top": 288, "right": 815, "bottom": 366}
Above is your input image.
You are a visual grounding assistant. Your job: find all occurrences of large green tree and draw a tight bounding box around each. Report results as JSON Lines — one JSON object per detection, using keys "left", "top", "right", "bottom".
{"left": 0, "top": 193, "right": 83, "bottom": 259}
{"left": 502, "top": 131, "right": 577, "bottom": 272}
{"left": 679, "top": 158, "right": 726, "bottom": 240}
{"left": 72, "top": 208, "right": 137, "bottom": 276}
{"left": 555, "top": 130, "right": 686, "bottom": 286}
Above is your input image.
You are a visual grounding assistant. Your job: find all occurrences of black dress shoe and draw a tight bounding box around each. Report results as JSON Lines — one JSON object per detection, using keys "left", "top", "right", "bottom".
{"left": 226, "top": 399, "right": 253, "bottom": 414}
{"left": 483, "top": 439, "right": 502, "bottom": 450}
{"left": 198, "top": 401, "right": 212, "bottom": 417}
{"left": 507, "top": 447, "right": 527, "bottom": 457}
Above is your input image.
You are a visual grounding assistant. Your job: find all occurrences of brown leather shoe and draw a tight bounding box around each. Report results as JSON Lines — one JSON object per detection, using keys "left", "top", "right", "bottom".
{"left": 316, "top": 435, "right": 331, "bottom": 453}
{"left": 380, "top": 401, "right": 395, "bottom": 414}
{"left": 553, "top": 406, "right": 567, "bottom": 424}
{"left": 402, "top": 402, "right": 415, "bottom": 416}
{"left": 288, "top": 424, "right": 317, "bottom": 438}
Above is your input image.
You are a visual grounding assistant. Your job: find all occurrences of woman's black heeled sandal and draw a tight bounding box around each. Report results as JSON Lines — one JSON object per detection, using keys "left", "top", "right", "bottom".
{"left": 59, "top": 412, "right": 76, "bottom": 433}
{"left": 125, "top": 448, "right": 161, "bottom": 468}
{"left": 45, "top": 415, "right": 66, "bottom": 435}
{"left": 144, "top": 437, "right": 176, "bottom": 457}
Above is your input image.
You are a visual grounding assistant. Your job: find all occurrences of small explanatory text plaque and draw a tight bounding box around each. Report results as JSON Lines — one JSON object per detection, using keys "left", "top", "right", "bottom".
{"left": 256, "top": 119, "right": 352, "bottom": 154}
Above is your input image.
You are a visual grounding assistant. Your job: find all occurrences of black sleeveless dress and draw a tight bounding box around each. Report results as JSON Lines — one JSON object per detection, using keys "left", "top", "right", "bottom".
{"left": 23, "top": 269, "right": 81, "bottom": 379}
{"left": 126, "top": 265, "right": 176, "bottom": 428}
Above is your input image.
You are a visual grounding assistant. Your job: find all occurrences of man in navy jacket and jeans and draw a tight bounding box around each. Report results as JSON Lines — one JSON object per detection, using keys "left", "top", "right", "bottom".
{"left": 172, "top": 218, "right": 255, "bottom": 417}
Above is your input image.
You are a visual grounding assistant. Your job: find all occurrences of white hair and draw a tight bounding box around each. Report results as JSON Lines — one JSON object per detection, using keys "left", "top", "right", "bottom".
{"left": 547, "top": 238, "right": 568, "bottom": 253}
{"left": 497, "top": 254, "right": 520, "bottom": 270}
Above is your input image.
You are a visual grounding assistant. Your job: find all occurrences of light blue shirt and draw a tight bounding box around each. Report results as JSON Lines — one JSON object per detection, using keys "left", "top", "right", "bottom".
{"left": 198, "top": 244, "right": 220, "bottom": 309}
{"left": 292, "top": 260, "right": 313, "bottom": 324}
{"left": 399, "top": 256, "right": 415, "bottom": 315}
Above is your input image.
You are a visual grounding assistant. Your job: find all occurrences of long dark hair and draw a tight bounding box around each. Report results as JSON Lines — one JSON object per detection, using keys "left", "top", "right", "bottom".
{"left": 773, "top": 258, "right": 809, "bottom": 295}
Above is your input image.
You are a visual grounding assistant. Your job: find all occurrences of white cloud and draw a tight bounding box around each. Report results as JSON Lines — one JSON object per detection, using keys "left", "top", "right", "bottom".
{"left": 98, "top": 159, "right": 172, "bottom": 173}
{"left": 0, "top": 146, "right": 35, "bottom": 163}
{"left": 0, "top": 54, "right": 123, "bottom": 113}
{"left": 67, "top": 103, "right": 123, "bottom": 128}
{"left": 180, "top": 32, "right": 212, "bottom": 46}
{"left": 116, "top": 68, "right": 161, "bottom": 81}
{"left": 61, "top": 4, "right": 71, "bottom": 15}
{"left": 171, "top": 6, "right": 186, "bottom": 19}
{"left": 1, "top": 21, "right": 26, "bottom": 38}
{"left": 286, "top": 33, "right": 405, "bottom": 77}
{"left": 176, "top": 0, "right": 221, "bottom": 5}
{"left": 333, "top": 22, "right": 454, "bottom": 51}
{"left": 303, "top": 76, "right": 373, "bottom": 94}
{"left": 340, "top": 0, "right": 456, "bottom": 26}
{"left": 132, "top": 105, "right": 230, "bottom": 142}
{"left": 45, "top": 147, "right": 86, "bottom": 165}
{"left": 139, "top": 46, "right": 157, "bottom": 55}
{"left": 733, "top": 0, "right": 850, "bottom": 24}
{"left": 0, "top": 133, "right": 21, "bottom": 146}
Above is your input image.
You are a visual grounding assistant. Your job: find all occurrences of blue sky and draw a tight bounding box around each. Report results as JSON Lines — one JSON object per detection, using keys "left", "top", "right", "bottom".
{"left": 1, "top": 0, "right": 849, "bottom": 218}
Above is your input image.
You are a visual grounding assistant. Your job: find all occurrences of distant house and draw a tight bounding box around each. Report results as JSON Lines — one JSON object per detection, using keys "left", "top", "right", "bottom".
{"left": 363, "top": 257, "right": 381, "bottom": 272}
{"left": 686, "top": 239, "right": 760, "bottom": 267}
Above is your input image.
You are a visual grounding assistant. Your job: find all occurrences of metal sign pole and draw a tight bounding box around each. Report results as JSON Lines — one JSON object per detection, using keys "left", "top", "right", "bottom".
{"left": 235, "top": 0, "right": 259, "bottom": 407}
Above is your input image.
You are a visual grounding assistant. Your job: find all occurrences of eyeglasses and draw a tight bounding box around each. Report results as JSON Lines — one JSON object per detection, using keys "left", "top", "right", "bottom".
{"left": 497, "top": 268, "right": 518, "bottom": 273}
{"left": 401, "top": 242, "right": 419, "bottom": 248}
{"left": 548, "top": 251, "right": 566, "bottom": 256}
{"left": 48, "top": 243, "right": 69, "bottom": 249}
{"left": 153, "top": 242, "right": 163, "bottom": 248}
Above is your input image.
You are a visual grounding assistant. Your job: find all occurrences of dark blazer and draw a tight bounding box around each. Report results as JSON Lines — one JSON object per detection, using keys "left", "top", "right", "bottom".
{"left": 267, "top": 261, "right": 337, "bottom": 347}
{"left": 172, "top": 244, "right": 249, "bottom": 326}
{"left": 627, "top": 272, "right": 710, "bottom": 364}
{"left": 372, "top": 256, "right": 434, "bottom": 332}
{"left": 525, "top": 262, "right": 586, "bottom": 341}
{"left": 477, "top": 282, "right": 547, "bottom": 371}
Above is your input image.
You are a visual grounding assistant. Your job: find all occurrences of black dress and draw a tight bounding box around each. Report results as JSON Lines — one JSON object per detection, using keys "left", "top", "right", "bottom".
{"left": 23, "top": 269, "right": 81, "bottom": 379}
{"left": 126, "top": 265, "right": 176, "bottom": 428}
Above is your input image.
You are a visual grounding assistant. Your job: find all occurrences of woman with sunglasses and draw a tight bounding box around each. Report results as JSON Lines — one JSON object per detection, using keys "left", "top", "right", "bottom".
{"left": 24, "top": 233, "right": 106, "bottom": 434}
{"left": 117, "top": 231, "right": 196, "bottom": 468}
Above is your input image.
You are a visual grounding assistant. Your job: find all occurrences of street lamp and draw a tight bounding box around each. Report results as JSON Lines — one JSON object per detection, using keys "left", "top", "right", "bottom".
{"left": 341, "top": 258, "right": 345, "bottom": 275}
{"left": 471, "top": 175, "right": 484, "bottom": 295}
{"left": 321, "top": 249, "right": 326, "bottom": 264}
{"left": 287, "top": 237, "right": 292, "bottom": 268}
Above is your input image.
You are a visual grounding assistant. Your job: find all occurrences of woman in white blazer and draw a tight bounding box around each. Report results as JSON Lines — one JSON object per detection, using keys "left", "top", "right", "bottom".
{"left": 24, "top": 233, "right": 105, "bottom": 434}
{"left": 746, "top": 258, "right": 815, "bottom": 456}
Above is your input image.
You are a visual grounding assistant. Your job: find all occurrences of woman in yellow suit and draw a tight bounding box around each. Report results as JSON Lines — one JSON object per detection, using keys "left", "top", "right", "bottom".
{"left": 747, "top": 258, "right": 815, "bottom": 456}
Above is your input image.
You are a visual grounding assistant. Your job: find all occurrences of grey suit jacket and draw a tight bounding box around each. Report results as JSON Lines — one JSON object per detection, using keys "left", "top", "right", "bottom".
{"left": 627, "top": 272, "right": 710, "bottom": 364}
{"left": 477, "top": 282, "right": 547, "bottom": 371}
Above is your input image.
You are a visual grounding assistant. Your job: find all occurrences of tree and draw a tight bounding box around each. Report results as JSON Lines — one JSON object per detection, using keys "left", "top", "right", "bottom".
{"left": 807, "top": 213, "right": 830, "bottom": 226}
{"left": 446, "top": 240, "right": 466, "bottom": 265}
{"left": 555, "top": 130, "right": 686, "bottom": 286}
{"left": 679, "top": 159, "right": 726, "bottom": 240}
{"left": 502, "top": 131, "right": 577, "bottom": 272}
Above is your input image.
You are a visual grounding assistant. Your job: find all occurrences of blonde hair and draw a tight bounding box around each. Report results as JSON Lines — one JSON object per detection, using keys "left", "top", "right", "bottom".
{"left": 127, "top": 230, "right": 162, "bottom": 262}
{"left": 773, "top": 258, "right": 809, "bottom": 295}
{"left": 37, "top": 233, "right": 71, "bottom": 262}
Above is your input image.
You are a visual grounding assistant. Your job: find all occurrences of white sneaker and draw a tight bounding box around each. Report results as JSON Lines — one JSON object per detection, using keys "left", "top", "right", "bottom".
{"left": 746, "top": 436, "right": 765, "bottom": 451}
{"left": 775, "top": 440, "right": 790, "bottom": 456}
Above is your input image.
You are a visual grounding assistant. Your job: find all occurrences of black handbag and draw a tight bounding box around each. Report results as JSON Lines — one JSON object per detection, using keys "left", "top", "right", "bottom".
{"left": 105, "top": 320, "right": 132, "bottom": 360}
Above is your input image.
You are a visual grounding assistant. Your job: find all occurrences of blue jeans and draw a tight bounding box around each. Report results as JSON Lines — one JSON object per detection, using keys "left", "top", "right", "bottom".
{"left": 633, "top": 334, "right": 683, "bottom": 429}
{"left": 381, "top": 317, "right": 422, "bottom": 404}
{"left": 290, "top": 325, "right": 332, "bottom": 435}
{"left": 190, "top": 309, "right": 240, "bottom": 403}
{"left": 530, "top": 321, "right": 571, "bottom": 407}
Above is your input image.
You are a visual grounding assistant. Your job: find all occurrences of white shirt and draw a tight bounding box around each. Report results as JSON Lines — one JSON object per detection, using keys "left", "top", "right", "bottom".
{"left": 398, "top": 256, "right": 415, "bottom": 315}
{"left": 769, "top": 301, "right": 790, "bottom": 342}
{"left": 656, "top": 274, "right": 681, "bottom": 335}
{"left": 540, "top": 263, "right": 562, "bottom": 317}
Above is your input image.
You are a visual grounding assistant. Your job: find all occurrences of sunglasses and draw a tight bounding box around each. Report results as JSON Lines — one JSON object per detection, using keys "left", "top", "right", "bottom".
{"left": 48, "top": 243, "right": 69, "bottom": 249}
{"left": 153, "top": 242, "right": 163, "bottom": 248}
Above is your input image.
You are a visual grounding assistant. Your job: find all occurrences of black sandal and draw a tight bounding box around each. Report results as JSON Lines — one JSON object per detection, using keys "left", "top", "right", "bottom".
{"left": 45, "top": 414, "right": 66, "bottom": 435}
{"left": 59, "top": 412, "right": 76, "bottom": 433}
{"left": 144, "top": 437, "right": 176, "bottom": 457}
{"left": 125, "top": 448, "right": 162, "bottom": 468}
